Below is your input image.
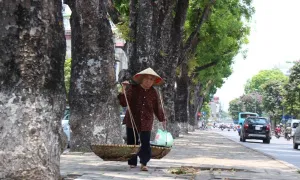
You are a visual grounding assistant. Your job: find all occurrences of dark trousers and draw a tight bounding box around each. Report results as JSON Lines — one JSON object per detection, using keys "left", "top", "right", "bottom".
{"left": 126, "top": 127, "right": 151, "bottom": 166}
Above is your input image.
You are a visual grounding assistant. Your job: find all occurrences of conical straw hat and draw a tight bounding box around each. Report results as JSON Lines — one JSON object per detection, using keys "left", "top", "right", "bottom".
{"left": 132, "top": 68, "right": 164, "bottom": 86}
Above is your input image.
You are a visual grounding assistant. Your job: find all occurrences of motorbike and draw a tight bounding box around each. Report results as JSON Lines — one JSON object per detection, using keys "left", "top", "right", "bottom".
{"left": 285, "top": 128, "right": 292, "bottom": 141}
{"left": 219, "top": 125, "right": 225, "bottom": 131}
{"left": 286, "top": 133, "right": 291, "bottom": 141}
{"left": 275, "top": 132, "right": 280, "bottom": 139}
{"left": 275, "top": 127, "right": 281, "bottom": 139}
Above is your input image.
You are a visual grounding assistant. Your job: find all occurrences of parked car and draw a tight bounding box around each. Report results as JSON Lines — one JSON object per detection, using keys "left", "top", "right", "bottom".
{"left": 293, "top": 126, "right": 300, "bottom": 149}
{"left": 61, "top": 114, "right": 70, "bottom": 148}
{"left": 240, "top": 117, "right": 271, "bottom": 144}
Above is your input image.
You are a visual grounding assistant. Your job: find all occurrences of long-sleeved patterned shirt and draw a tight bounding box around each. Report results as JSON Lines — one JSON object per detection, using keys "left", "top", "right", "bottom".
{"left": 118, "top": 84, "right": 166, "bottom": 132}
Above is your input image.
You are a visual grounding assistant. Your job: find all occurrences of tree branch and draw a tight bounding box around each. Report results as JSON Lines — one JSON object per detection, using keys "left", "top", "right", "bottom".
{"left": 196, "top": 60, "right": 218, "bottom": 72}
{"left": 177, "top": 35, "right": 200, "bottom": 66}
{"left": 183, "top": 0, "right": 216, "bottom": 54}
{"left": 177, "top": 0, "right": 216, "bottom": 67}
{"left": 191, "top": 60, "right": 219, "bottom": 79}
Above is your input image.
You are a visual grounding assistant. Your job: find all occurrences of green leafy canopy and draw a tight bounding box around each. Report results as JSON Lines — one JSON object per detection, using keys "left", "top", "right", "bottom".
{"left": 244, "top": 68, "right": 288, "bottom": 94}
{"left": 188, "top": 0, "right": 253, "bottom": 98}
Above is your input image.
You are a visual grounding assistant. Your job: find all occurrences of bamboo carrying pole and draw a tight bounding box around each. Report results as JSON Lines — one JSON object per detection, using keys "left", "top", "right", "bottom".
{"left": 122, "top": 83, "right": 139, "bottom": 146}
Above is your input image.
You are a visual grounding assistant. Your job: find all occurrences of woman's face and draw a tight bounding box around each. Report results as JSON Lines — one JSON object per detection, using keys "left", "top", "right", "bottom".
{"left": 141, "top": 75, "right": 156, "bottom": 89}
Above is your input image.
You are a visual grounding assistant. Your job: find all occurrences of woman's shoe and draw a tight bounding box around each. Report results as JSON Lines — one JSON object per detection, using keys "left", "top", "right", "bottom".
{"left": 140, "top": 164, "right": 148, "bottom": 171}
{"left": 129, "top": 165, "right": 137, "bottom": 168}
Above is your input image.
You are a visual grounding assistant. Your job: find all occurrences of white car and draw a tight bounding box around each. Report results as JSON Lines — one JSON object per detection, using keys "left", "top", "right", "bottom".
{"left": 291, "top": 120, "right": 300, "bottom": 137}
{"left": 61, "top": 114, "right": 70, "bottom": 147}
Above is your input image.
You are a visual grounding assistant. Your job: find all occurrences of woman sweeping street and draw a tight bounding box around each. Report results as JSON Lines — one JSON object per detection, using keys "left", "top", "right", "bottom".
{"left": 118, "top": 67, "right": 167, "bottom": 171}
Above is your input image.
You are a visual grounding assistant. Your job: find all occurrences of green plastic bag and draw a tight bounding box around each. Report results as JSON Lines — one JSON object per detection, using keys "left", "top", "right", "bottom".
{"left": 153, "top": 129, "right": 173, "bottom": 147}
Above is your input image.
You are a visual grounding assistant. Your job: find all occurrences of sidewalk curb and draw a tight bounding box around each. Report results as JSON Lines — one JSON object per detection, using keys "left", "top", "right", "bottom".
{"left": 215, "top": 131, "right": 300, "bottom": 172}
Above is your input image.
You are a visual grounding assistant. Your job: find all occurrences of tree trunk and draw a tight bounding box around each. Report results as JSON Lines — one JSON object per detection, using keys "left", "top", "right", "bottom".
{"left": 192, "top": 83, "right": 203, "bottom": 126}
{"left": 188, "top": 83, "right": 203, "bottom": 131}
{"left": 187, "top": 85, "right": 195, "bottom": 132}
{"left": 0, "top": 1, "right": 66, "bottom": 179}
{"left": 175, "top": 62, "right": 189, "bottom": 134}
{"left": 67, "top": 0, "right": 122, "bottom": 152}
{"left": 127, "top": 0, "right": 156, "bottom": 75}
{"left": 198, "top": 96, "right": 205, "bottom": 116}
{"left": 189, "top": 86, "right": 196, "bottom": 128}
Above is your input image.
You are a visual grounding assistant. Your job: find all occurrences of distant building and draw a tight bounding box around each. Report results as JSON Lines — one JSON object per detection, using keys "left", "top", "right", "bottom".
{"left": 62, "top": 4, "right": 71, "bottom": 59}
{"left": 110, "top": 22, "right": 128, "bottom": 81}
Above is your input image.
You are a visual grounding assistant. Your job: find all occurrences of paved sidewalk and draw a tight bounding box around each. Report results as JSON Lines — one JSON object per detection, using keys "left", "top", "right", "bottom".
{"left": 60, "top": 130, "right": 300, "bottom": 180}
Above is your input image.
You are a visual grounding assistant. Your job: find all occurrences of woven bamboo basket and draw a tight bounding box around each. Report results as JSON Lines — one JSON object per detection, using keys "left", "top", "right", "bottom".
{"left": 150, "top": 146, "right": 171, "bottom": 159}
{"left": 91, "top": 144, "right": 171, "bottom": 161}
{"left": 91, "top": 144, "right": 139, "bottom": 162}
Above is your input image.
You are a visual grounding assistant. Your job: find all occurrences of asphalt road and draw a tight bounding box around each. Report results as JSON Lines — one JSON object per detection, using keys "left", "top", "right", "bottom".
{"left": 213, "top": 128, "right": 300, "bottom": 169}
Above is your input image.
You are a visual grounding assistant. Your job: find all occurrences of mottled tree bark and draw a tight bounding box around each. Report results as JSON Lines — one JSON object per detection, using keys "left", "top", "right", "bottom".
{"left": 128, "top": 0, "right": 157, "bottom": 74}
{"left": 175, "top": 62, "right": 189, "bottom": 134}
{"left": 0, "top": 1, "right": 66, "bottom": 179}
{"left": 189, "top": 87, "right": 195, "bottom": 125}
{"left": 67, "top": 0, "right": 122, "bottom": 152}
{"left": 187, "top": 85, "right": 195, "bottom": 132}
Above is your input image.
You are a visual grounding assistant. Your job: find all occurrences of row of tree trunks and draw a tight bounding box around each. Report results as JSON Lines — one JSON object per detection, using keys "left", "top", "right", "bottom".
{"left": 0, "top": 1, "right": 66, "bottom": 179}
{"left": 174, "top": 0, "right": 216, "bottom": 134}
{"left": 127, "top": 0, "right": 189, "bottom": 138}
{"left": 66, "top": 0, "right": 122, "bottom": 152}
{"left": 158, "top": 0, "right": 189, "bottom": 138}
